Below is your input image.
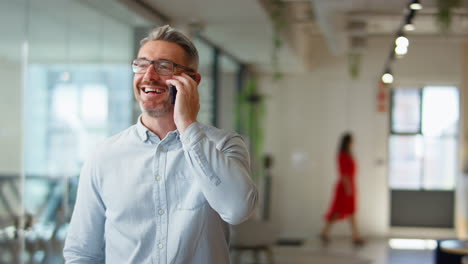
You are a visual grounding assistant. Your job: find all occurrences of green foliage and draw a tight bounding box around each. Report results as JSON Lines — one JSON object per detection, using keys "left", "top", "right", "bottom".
{"left": 436, "top": 0, "right": 461, "bottom": 33}
{"left": 348, "top": 53, "right": 361, "bottom": 79}
{"left": 235, "top": 78, "right": 266, "bottom": 182}
{"left": 271, "top": 0, "right": 286, "bottom": 80}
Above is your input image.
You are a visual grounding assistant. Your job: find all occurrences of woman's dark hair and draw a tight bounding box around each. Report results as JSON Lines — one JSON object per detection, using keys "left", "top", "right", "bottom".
{"left": 338, "top": 132, "right": 353, "bottom": 154}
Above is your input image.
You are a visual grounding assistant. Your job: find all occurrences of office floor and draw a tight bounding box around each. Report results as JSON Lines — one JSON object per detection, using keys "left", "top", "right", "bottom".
{"left": 232, "top": 238, "right": 434, "bottom": 264}
{"left": 0, "top": 237, "right": 435, "bottom": 264}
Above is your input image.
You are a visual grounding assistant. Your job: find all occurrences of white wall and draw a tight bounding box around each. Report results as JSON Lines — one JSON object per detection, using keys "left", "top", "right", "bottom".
{"left": 259, "top": 35, "right": 463, "bottom": 239}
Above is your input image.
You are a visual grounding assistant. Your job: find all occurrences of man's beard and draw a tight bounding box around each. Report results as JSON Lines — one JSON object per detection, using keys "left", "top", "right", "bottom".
{"left": 138, "top": 80, "right": 173, "bottom": 117}
{"left": 139, "top": 100, "right": 173, "bottom": 117}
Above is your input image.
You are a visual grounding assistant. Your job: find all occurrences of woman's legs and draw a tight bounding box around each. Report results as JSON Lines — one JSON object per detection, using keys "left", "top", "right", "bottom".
{"left": 349, "top": 214, "right": 360, "bottom": 239}
{"left": 349, "top": 214, "right": 364, "bottom": 245}
{"left": 321, "top": 213, "right": 365, "bottom": 245}
{"left": 320, "top": 213, "right": 338, "bottom": 242}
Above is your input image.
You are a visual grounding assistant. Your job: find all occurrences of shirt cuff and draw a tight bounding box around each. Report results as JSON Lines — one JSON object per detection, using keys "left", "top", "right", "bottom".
{"left": 180, "top": 122, "right": 205, "bottom": 150}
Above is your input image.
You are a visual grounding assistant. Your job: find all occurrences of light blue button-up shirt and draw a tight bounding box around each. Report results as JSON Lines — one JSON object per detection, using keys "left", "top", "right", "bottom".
{"left": 63, "top": 118, "right": 258, "bottom": 264}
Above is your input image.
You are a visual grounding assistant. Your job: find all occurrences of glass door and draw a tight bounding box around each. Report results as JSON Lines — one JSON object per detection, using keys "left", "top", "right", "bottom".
{"left": 389, "top": 86, "right": 459, "bottom": 227}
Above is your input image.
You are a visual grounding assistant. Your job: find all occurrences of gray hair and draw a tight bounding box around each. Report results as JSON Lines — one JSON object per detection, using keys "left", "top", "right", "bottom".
{"left": 140, "top": 25, "right": 199, "bottom": 70}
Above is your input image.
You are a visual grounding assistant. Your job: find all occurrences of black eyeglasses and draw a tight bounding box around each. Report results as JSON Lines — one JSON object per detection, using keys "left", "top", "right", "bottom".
{"left": 131, "top": 58, "right": 195, "bottom": 75}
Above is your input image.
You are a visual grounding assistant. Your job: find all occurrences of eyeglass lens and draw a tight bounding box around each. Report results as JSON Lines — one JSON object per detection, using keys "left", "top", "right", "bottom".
{"left": 132, "top": 59, "right": 173, "bottom": 75}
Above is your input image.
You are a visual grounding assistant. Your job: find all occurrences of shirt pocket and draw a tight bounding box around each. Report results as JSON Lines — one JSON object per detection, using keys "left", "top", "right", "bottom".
{"left": 175, "top": 172, "right": 207, "bottom": 210}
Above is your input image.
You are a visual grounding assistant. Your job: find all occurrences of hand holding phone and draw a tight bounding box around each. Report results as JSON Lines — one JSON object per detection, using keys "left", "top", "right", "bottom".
{"left": 167, "top": 73, "right": 199, "bottom": 134}
{"left": 170, "top": 75, "right": 195, "bottom": 105}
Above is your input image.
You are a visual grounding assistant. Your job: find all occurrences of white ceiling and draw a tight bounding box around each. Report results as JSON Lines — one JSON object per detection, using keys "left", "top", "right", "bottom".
{"left": 1, "top": 0, "right": 468, "bottom": 73}
{"left": 140, "top": 0, "right": 303, "bottom": 72}
{"left": 140, "top": 0, "right": 468, "bottom": 72}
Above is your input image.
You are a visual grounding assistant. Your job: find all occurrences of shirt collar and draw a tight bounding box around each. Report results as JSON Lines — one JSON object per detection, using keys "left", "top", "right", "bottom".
{"left": 136, "top": 115, "right": 150, "bottom": 142}
{"left": 135, "top": 115, "right": 180, "bottom": 143}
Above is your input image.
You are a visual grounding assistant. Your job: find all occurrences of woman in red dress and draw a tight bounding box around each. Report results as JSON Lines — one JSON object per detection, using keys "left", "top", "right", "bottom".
{"left": 320, "top": 132, "right": 364, "bottom": 245}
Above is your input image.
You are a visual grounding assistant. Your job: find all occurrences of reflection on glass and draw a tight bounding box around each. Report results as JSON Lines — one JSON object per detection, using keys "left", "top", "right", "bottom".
{"left": 389, "top": 135, "right": 423, "bottom": 189}
{"left": 23, "top": 64, "right": 132, "bottom": 264}
{"left": 25, "top": 65, "right": 132, "bottom": 177}
{"left": 81, "top": 85, "right": 109, "bottom": 125}
{"left": 422, "top": 86, "right": 459, "bottom": 137}
{"left": 391, "top": 88, "right": 421, "bottom": 133}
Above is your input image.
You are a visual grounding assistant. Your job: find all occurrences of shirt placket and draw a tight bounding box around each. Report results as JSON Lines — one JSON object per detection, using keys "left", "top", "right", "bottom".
{"left": 155, "top": 141, "right": 168, "bottom": 264}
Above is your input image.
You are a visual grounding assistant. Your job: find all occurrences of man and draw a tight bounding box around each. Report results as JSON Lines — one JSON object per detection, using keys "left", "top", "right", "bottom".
{"left": 63, "top": 25, "right": 258, "bottom": 264}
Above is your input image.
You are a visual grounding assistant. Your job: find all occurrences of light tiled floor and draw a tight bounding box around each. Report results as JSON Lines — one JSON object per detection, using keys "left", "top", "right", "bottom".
{"left": 232, "top": 238, "right": 434, "bottom": 264}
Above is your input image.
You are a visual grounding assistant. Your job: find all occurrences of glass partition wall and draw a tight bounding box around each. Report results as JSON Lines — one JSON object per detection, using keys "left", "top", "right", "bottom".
{"left": 0, "top": 0, "right": 152, "bottom": 262}
{"left": 0, "top": 1, "right": 26, "bottom": 263}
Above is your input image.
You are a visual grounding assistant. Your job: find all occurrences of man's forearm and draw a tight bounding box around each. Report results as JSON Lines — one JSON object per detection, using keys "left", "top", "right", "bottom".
{"left": 180, "top": 125, "right": 258, "bottom": 225}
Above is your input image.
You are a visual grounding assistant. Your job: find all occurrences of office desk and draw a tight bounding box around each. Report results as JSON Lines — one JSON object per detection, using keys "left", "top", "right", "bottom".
{"left": 440, "top": 240, "right": 468, "bottom": 255}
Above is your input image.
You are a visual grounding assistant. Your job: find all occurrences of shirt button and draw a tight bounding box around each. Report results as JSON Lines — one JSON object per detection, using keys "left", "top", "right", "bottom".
{"left": 158, "top": 243, "right": 163, "bottom": 249}
{"left": 155, "top": 175, "right": 161, "bottom": 181}
{"left": 159, "top": 209, "right": 165, "bottom": 215}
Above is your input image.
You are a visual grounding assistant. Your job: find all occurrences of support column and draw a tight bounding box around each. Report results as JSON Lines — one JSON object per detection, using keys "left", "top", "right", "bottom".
{"left": 456, "top": 41, "right": 468, "bottom": 239}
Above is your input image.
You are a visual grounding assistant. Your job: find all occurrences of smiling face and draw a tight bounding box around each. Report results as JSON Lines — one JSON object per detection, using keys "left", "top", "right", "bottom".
{"left": 133, "top": 40, "right": 190, "bottom": 117}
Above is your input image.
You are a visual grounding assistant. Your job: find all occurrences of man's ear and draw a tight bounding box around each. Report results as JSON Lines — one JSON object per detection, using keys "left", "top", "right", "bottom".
{"left": 193, "top": 73, "right": 201, "bottom": 85}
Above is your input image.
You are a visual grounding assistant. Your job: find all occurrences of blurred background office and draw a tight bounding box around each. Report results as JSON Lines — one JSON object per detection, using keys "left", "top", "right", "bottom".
{"left": 1, "top": 0, "right": 468, "bottom": 263}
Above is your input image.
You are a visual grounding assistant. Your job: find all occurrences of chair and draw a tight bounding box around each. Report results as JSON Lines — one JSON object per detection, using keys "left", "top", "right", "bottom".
{"left": 462, "top": 255, "right": 468, "bottom": 264}
{"left": 434, "top": 239, "right": 466, "bottom": 264}
{"left": 230, "top": 218, "right": 276, "bottom": 264}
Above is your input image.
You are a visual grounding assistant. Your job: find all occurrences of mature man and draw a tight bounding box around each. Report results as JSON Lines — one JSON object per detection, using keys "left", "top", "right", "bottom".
{"left": 63, "top": 25, "right": 258, "bottom": 264}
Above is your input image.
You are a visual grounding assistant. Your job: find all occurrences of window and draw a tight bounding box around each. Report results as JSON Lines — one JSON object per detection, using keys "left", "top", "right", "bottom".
{"left": 389, "top": 86, "right": 459, "bottom": 190}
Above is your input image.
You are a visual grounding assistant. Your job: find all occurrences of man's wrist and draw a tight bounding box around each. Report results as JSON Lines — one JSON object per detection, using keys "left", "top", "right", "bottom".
{"left": 178, "top": 120, "right": 196, "bottom": 134}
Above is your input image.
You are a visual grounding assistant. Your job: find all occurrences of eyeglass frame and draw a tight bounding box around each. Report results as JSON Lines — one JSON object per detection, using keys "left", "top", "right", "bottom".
{"left": 131, "top": 58, "right": 196, "bottom": 76}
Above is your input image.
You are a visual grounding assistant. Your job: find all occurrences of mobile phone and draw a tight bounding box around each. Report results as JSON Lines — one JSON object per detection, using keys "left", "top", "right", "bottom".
{"left": 170, "top": 85, "right": 177, "bottom": 105}
{"left": 169, "top": 75, "right": 196, "bottom": 104}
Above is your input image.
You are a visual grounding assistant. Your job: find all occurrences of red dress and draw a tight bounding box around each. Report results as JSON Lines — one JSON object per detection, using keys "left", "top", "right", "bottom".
{"left": 324, "top": 152, "right": 357, "bottom": 221}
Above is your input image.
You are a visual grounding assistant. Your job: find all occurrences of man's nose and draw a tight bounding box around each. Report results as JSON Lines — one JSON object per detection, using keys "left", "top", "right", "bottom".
{"left": 143, "top": 64, "right": 160, "bottom": 81}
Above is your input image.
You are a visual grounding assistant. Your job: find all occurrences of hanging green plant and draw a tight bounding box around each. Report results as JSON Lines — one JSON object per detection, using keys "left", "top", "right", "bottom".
{"left": 270, "top": 0, "right": 286, "bottom": 80}
{"left": 436, "top": 0, "right": 461, "bottom": 33}
{"left": 235, "top": 78, "right": 266, "bottom": 182}
{"left": 348, "top": 52, "right": 361, "bottom": 79}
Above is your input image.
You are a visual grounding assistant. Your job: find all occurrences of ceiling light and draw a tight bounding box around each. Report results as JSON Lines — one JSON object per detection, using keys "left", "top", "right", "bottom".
{"left": 404, "top": 9, "right": 416, "bottom": 31}
{"left": 395, "top": 36, "right": 409, "bottom": 47}
{"left": 409, "top": 0, "right": 423, "bottom": 10}
{"left": 395, "top": 45, "right": 408, "bottom": 56}
{"left": 382, "top": 72, "right": 394, "bottom": 84}
{"left": 404, "top": 23, "right": 415, "bottom": 31}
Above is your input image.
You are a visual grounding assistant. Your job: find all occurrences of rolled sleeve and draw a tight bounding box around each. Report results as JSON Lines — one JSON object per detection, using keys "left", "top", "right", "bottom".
{"left": 180, "top": 122, "right": 205, "bottom": 150}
